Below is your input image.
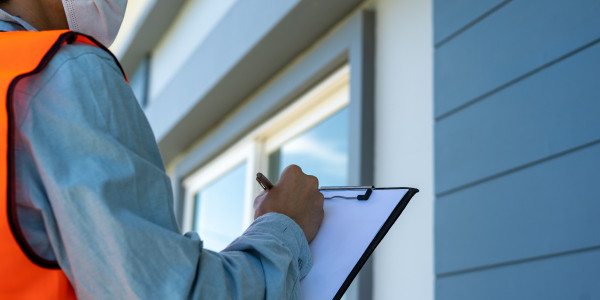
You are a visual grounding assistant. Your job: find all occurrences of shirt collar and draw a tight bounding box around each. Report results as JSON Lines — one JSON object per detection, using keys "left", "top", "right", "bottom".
{"left": 0, "top": 8, "right": 38, "bottom": 31}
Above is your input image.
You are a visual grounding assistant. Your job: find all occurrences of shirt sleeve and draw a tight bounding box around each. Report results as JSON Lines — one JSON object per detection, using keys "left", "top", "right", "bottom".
{"left": 14, "top": 43, "right": 311, "bottom": 299}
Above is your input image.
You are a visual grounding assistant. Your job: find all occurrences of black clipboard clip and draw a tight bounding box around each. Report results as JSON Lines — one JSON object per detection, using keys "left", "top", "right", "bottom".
{"left": 320, "top": 186, "right": 374, "bottom": 201}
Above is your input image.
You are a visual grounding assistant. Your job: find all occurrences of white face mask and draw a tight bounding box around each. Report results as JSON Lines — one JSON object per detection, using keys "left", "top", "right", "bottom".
{"left": 61, "top": 0, "right": 128, "bottom": 47}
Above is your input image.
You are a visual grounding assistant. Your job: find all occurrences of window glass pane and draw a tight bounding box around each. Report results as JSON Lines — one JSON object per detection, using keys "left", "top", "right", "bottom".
{"left": 269, "top": 107, "right": 349, "bottom": 186}
{"left": 194, "top": 162, "right": 247, "bottom": 251}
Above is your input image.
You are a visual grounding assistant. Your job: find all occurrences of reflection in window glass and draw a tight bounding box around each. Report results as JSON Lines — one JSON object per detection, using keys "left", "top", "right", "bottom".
{"left": 193, "top": 162, "right": 247, "bottom": 251}
{"left": 269, "top": 107, "right": 349, "bottom": 186}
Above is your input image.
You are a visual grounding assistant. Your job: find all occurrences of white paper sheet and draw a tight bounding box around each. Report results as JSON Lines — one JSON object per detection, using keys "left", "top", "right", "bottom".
{"left": 300, "top": 188, "right": 409, "bottom": 300}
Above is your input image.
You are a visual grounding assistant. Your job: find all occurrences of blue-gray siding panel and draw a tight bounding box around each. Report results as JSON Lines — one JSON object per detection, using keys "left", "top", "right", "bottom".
{"left": 435, "top": 0, "right": 600, "bottom": 118}
{"left": 435, "top": 40, "right": 600, "bottom": 194}
{"left": 436, "top": 142, "right": 600, "bottom": 274}
{"left": 436, "top": 248, "right": 600, "bottom": 300}
{"left": 434, "top": 0, "right": 505, "bottom": 45}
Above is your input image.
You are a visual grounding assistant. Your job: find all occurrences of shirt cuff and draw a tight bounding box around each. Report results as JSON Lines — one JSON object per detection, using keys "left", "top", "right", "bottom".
{"left": 248, "top": 212, "right": 312, "bottom": 278}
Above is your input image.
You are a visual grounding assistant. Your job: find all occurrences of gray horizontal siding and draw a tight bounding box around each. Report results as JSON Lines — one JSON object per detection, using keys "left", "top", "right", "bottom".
{"left": 435, "top": 40, "right": 600, "bottom": 194}
{"left": 434, "top": 0, "right": 506, "bottom": 46}
{"left": 435, "top": 0, "right": 600, "bottom": 119}
{"left": 436, "top": 247, "right": 600, "bottom": 300}
{"left": 434, "top": 0, "right": 600, "bottom": 298}
{"left": 436, "top": 141, "right": 600, "bottom": 274}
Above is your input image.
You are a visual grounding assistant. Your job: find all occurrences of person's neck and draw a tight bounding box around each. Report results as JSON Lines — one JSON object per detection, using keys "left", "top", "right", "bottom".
{"left": 0, "top": 0, "right": 67, "bottom": 30}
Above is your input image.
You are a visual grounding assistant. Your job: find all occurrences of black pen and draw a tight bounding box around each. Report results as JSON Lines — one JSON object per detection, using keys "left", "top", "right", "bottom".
{"left": 256, "top": 172, "right": 274, "bottom": 190}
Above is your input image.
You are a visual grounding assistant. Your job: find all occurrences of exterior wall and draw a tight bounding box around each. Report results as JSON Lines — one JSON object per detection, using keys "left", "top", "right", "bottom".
{"left": 149, "top": 0, "right": 238, "bottom": 101}
{"left": 373, "top": 0, "right": 434, "bottom": 299}
{"left": 434, "top": 0, "right": 600, "bottom": 299}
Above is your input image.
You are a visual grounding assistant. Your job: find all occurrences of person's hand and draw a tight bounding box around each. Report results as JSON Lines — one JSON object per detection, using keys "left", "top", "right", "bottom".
{"left": 254, "top": 165, "right": 324, "bottom": 243}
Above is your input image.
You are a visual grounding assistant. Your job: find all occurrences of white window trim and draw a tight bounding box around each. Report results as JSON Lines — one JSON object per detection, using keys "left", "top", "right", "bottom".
{"left": 181, "top": 65, "right": 350, "bottom": 233}
{"left": 181, "top": 142, "right": 253, "bottom": 233}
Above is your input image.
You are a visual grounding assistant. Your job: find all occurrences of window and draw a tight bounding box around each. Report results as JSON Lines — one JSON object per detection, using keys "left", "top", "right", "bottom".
{"left": 268, "top": 107, "right": 349, "bottom": 186}
{"left": 182, "top": 65, "right": 350, "bottom": 250}
{"left": 182, "top": 142, "right": 256, "bottom": 251}
{"left": 192, "top": 162, "right": 247, "bottom": 251}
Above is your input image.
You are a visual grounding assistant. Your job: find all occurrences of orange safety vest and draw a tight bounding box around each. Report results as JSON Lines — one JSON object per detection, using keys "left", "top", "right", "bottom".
{"left": 0, "top": 30, "right": 126, "bottom": 299}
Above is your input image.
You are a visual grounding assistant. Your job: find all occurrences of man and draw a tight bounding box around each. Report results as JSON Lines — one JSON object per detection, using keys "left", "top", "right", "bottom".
{"left": 0, "top": 0, "right": 324, "bottom": 298}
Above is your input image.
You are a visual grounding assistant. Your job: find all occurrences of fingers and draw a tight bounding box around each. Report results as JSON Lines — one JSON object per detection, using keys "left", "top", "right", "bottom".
{"left": 253, "top": 190, "right": 266, "bottom": 207}
{"left": 279, "top": 164, "right": 319, "bottom": 190}
{"left": 308, "top": 175, "right": 319, "bottom": 189}
{"left": 278, "top": 164, "right": 303, "bottom": 184}
{"left": 284, "top": 164, "right": 303, "bottom": 173}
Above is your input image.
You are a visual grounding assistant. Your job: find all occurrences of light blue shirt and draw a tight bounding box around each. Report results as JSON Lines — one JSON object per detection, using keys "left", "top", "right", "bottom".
{"left": 2, "top": 14, "right": 311, "bottom": 299}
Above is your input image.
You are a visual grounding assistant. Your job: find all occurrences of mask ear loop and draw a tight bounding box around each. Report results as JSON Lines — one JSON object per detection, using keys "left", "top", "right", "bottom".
{"left": 61, "top": 0, "right": 79, "bottom": 32}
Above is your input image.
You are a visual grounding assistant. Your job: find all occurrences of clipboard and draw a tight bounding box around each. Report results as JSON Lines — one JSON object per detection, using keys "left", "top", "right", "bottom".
{"left": 300, "top": 186, "right": 419, "bottom": 300}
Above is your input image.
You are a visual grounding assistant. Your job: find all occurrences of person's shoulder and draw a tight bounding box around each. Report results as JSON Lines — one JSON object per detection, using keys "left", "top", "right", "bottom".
{"left": 47, "top": 40, "right": 123, "bottom": 78}
{"left": 10, "top": 36, "right": 125, "bottom": 99}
